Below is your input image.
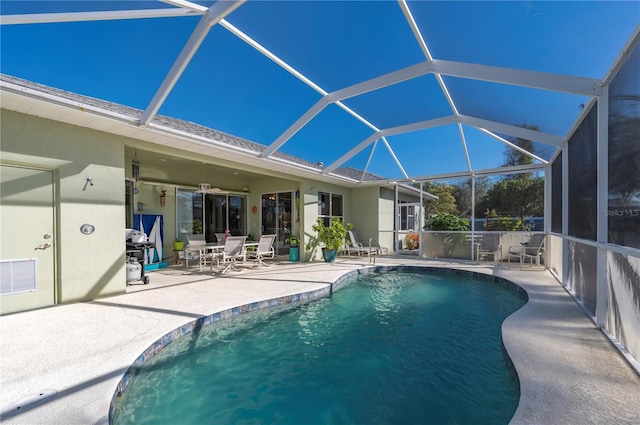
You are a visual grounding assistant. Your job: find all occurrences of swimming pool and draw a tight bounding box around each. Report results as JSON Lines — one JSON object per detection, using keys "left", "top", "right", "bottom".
{"left": 112, "top": 267, "right": 527, "bottom": 424}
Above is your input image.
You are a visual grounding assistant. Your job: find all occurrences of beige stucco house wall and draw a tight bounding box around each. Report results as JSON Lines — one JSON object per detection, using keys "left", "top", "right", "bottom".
{"left": 1, "top": 109, "right": 128, "bottom": 302}
{"left": 1, "top": 103, "right": 412, "bottom": 313}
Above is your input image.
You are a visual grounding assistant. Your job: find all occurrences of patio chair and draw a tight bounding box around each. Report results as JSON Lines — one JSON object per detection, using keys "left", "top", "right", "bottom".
{"left": 521, "top": 233, "right": 545, "bottom": 268}
{"left": 185, "top": 233, "right": 213, "bottom": 271}
{"left": 476, "top": 233, "right": 502, "bottom": 263}
{"left": 346, "top": 230, "right": 377, "bottom": 258}
{"left": 212, "top": 236, "right": 246, "bottom": 274}
{"left": 246, "top": 234, "right": 276, "bottom": 266}
{"left": 215, "top": 232, "right": 227, "bottom": 243}
{"left": 507, "top": 233, "right": 545, "bottom": 269}
{"left": 369, "top": 237, "right": 389, "bottom": 256}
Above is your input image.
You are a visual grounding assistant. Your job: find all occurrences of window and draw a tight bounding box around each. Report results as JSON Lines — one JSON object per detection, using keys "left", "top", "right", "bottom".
{"left": 399, "top": 204, "right": 416, "bottom": 231}
{"left": 398, "top": 202, "right": 422, "bottom": 232}
{"left": 318, "top": 192, "right": 343, "bottom": 226}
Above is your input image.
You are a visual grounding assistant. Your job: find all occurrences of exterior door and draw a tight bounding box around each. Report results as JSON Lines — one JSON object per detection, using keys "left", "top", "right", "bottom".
{"left": 0, "top": 165, "right": 56, "bottom": 314}
{"left": 261, "top": 192, "right": 292, "bottom": 255}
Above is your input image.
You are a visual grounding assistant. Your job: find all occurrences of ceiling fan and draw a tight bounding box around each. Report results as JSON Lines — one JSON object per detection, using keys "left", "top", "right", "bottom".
{"left": 196, "top": 183, "right": 224, "bottom": 193}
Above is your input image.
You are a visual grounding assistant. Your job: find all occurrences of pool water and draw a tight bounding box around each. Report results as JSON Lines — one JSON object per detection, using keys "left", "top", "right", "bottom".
{"left": 113, "top": 270, "right": 527, "bottom": 425}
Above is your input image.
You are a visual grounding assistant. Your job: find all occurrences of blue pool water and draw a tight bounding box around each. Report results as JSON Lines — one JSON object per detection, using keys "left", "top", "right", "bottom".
{"left": 113, "top": 269, "right": 527, "bottom": 425}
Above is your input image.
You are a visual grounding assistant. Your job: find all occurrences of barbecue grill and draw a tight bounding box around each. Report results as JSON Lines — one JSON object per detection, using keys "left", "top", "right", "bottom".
{"left": 125, "top": 229, "right": 155, "bottom": 285}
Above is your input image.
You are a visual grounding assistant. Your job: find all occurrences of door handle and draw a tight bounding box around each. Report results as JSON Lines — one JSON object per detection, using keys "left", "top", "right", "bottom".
{"left": 35, "top": 243, "right": 52, "bottom": 250}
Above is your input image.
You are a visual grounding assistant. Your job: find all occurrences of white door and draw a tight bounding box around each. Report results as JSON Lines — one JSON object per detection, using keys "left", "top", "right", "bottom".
{"left": 0, "top": 165, "right": 56, "bottom": 314}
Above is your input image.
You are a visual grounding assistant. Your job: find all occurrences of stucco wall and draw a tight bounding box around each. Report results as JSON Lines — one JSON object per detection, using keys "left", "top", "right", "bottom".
{"left": 1, "top": 109, "right": 127, "bottom": 302}
{"left": 351, "top": 186, "right": 379, "bottom": 243}
{"left": 301, "top": 181, "right": 352, "bottom": 261}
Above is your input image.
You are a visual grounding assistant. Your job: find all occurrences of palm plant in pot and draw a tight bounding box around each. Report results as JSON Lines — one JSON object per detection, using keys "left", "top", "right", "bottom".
{"left": 285, "top": 234, "right": 300, "bottom": 262}
{"left": 306, "top": 217, "right": 350, "bottom": 262}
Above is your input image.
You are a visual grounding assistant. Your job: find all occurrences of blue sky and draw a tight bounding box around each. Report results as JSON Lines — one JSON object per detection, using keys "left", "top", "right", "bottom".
{"left": 1, "top": 1, "right": 638, "bottom": 179}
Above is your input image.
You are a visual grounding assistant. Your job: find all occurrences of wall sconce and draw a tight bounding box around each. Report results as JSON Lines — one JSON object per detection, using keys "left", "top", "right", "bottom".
{"left": 242, "top": 186, "right": 249, "bottom": 192}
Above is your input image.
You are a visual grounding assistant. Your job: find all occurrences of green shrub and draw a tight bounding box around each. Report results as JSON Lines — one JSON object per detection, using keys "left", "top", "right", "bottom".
{"left": 425, "top": 213, "right": 470, "bottom": 231}
{"left": 483, "top": 209, "right": 522, "bottom": 231}
{"left": 306, "top": 217, "right": 351, "bottom": 251}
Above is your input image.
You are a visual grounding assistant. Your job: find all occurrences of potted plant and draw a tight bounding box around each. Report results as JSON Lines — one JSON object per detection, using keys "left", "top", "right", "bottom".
{"left": 172, "top": 238, "right": 185, "bottom": 265}
{"left": 306, "top": 217, "right": 350, "bottom": 262}
{"left": 285, "top": 234, "right": 300, "bottom": 262}
{"left": 172, "top": 238, "right": 185, "bottom": 251}
{"left": 192, "top": 219, "right": 203, "bottom": 234}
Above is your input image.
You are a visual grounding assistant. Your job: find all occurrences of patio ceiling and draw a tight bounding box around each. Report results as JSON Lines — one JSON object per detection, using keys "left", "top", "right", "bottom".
{"left": 1, "top": 1, "right": 638, "bottom": 183}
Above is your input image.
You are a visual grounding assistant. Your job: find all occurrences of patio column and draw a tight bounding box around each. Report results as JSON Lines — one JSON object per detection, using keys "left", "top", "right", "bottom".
{"left": 470, "top": 175, "right": 476, "bottom": 261}
{"left": 394, "top": 183, "right": 399, "bottom": 253}
{"left": 419, "top": 181, "right": 423, "bottom": 256}
{"left": 562, "top": 141, "right": 569, "bottom": 288}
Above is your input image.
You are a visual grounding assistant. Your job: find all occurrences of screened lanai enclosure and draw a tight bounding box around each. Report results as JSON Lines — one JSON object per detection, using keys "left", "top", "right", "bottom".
{"left": 1, "top": 2, "right": 639, "bottom": 368}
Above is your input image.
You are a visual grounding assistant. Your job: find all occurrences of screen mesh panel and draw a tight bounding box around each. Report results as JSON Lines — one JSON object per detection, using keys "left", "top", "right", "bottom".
{"left": 608, "top": 43, "right": 640, "bottom": 249}
{"left": 568, "top": 105, "right": 597, "bottom": 241}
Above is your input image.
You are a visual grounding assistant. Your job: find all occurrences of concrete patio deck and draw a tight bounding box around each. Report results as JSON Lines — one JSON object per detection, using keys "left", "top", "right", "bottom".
{"left": 1, "top": 256, "right": 638, "bottom": 424}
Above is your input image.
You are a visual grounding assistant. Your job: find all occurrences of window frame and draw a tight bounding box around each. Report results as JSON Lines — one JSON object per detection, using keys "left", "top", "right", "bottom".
{"left": 318, "top": 191, "right": 343, "bottom": 226}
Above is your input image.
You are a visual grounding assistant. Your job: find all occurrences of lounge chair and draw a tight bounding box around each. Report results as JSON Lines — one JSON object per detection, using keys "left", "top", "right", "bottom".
{"left": 212, "top": 236, "right": 246, "bottom": 273}
{"left": 346, "top": 230, "right": 378, "bottom": 258}
{"left": 369, "top": 237, "right": 389, "bottom": 256}
{"left": 476, "top": 233, "right": 502, "bottom": 263}
{"left": 246, "top": 234, "right": 276, "bottom": 266}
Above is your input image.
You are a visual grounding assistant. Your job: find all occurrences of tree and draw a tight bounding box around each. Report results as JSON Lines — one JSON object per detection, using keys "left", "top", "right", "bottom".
{"left": 503, "top": 124, "right": 538, "bottom": 169}
{"left": 422, "top": 182, "right": 459, "bottom": 217}
{"left": 475, "top": 124, "right": 545, "bottom": 227}
{"left": 479, "top": 177, "right": 544, "bottom": 224}
{"left": 451, "top": 178, "right": 475, "bottom": 218}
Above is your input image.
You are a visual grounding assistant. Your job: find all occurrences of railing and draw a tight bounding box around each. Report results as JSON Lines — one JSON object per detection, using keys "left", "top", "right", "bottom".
{"left": 419, "top": 231, "right": 544, "bottom": 261}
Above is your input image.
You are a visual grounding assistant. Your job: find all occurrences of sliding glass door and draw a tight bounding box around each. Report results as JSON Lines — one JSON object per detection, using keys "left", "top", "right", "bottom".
{"left": 177, "top": 190, "right": 246, "bottom": 242}
{"left": 177, "top": 190, "right": 204, "bottom": 241}
{"left": 205, "top": 194, "right": 247, "bottom": 241}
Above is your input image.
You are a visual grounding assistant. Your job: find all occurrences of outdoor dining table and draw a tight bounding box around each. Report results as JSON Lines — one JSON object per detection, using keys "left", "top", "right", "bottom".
{"left": 203, "top": 241, "right": 259, "bottom": 251}
{"left": 184, "top": 240, "right": 259, "bottom": 270}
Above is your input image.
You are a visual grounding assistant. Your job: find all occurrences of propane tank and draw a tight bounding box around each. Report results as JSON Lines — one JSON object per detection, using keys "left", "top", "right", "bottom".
{"left": 126, "top": 257, "right": 142, "bottom": 282}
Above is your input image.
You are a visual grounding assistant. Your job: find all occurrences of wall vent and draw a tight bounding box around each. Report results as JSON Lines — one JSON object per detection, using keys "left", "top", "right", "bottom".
{"left": 0, "top": 258, "right": 37, "bottom": 295}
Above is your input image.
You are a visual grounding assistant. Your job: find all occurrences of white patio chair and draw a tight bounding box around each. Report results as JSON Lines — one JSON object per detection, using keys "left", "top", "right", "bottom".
{"left": 185, "top": 233, "right": 213, "bottom": 271}
{"left": 369, "top": 237, "right": 389, "bottom": 256}
{"left": 347, "top": 230, "right": 377, "bottom": 258}
{"left": 246, "top": 234, "right": 276, "bottom": 267}
{"left": 476, "top": 233, "right": 502, "bottom": 263}
{"left": 212, "top": 236, "right": 246, "bottom": 274}
{"left": 215, "top": 232, "right": 227, "bottom": 243}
